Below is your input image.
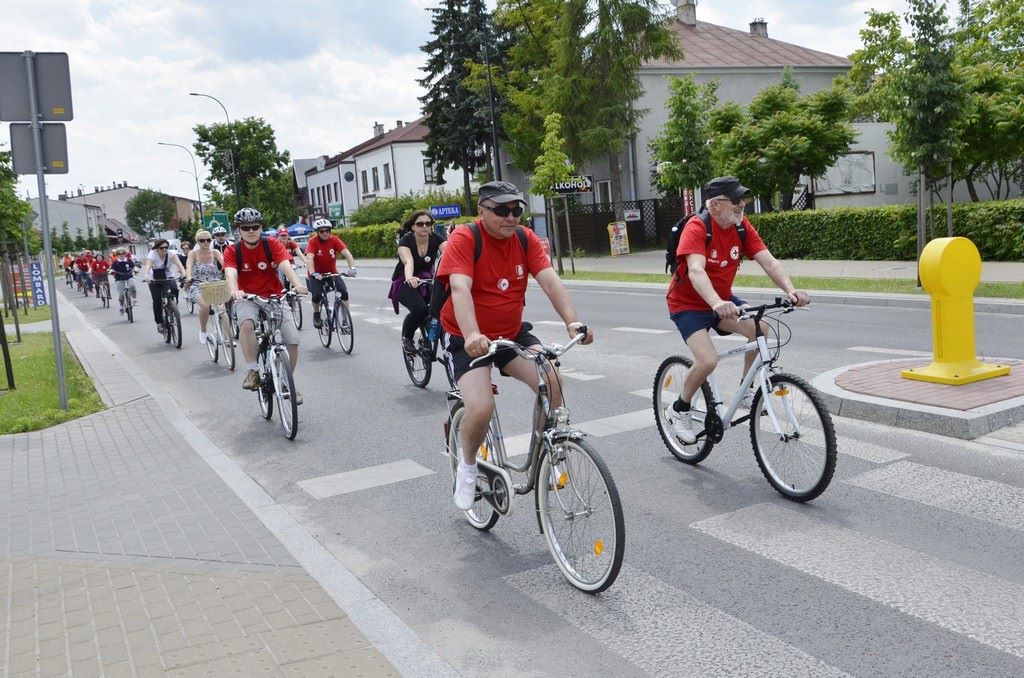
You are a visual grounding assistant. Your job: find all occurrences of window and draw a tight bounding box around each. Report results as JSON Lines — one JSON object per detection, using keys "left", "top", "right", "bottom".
{"left": 597, "top": 180, "right": 612, "bottom": 204}
{"left": 383, "top": 163, "right": 392, "bottom": 189}
{"left": 423, "top": 159, "right": 435, "bottom": 183}
{"left": 333, "top": 182, "right": 340, "bottom": 201}
{"left": 361, "top": 170, "right": 369, "bottom": 194}
{"left": 372, "top": 167, "right": 380, "bottom": 192}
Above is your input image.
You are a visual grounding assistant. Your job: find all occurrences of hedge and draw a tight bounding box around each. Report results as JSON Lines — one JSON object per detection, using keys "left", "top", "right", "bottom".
{"left": 747, "top": 199, "right": 1024, "bottom": 261}
{"left": 347, "top": 188, "right": 473, "bottom": 227}
{"left": 333, "top": 222, "right": 401, "bottom": 258}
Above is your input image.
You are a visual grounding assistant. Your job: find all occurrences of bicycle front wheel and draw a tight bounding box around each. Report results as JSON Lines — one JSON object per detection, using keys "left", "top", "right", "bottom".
{"left": 653, "top": 356, "right": 715, "bottom": 464}
{"left": 219, "top": 311, "right": 235, "bottom": 370}
{"left": 749, "top": 373, "right": 837, "bottom": 502}
{"left": 318, "top": 302, "right": 333, "bottom": 347}
{"left": 124, "top": 294, "right": 133, "bottom": 323}
{"left": 290, "top": 296, "right": 303, "bottom": 330}
{"left": 207, "top": 321, "right": 219, "bottom": 362}
{"left": 446, "top": 403, "right": 499, "bottom": 531}
{"left": 257, "top": 361, "right": 273, "bottom": 420}
{"left": 273, "top": 349, "right": 298, "bottom": 440}
{"left": 536, "top": 436, "right": 624, "bottom": 593}
{"left": 168, "top": 307, "right": 182, "bottom": 349}
{"left": 404, "top": 325, "right": 432, "bottom": 388}
{"left": 335, "top": 301, "right": 354, "bottom": 354}
{"left": 187, "top": 297, "right": 195, "bottom": 315}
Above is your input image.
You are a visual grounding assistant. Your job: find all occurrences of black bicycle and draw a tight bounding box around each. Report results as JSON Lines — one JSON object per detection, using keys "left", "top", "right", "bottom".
{"left": 314, "top": 272, "right": 354, "bottom": 354}
{"left": 96, "top": 277, "right": 111, "bottom": 308}
{"left": 402, "top": 280, "right": 444, "bottom": 388}
{"left": 151, "top": 279, "right": 182, "bottom": 349}
{"left": 243, "top": 291, "right": 302, "bottom": 440}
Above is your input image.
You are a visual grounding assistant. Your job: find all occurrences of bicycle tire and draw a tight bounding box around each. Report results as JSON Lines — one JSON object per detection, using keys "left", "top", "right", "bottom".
{"left": 318, "top": 301, "right": 333, "bottom": 348}
{"left": 124, "top": 294, "right": 133, "bottom": 323}
{"left": 653, "top": 356, "right": 715, "bottom": 464}
{"left": 187, "top": 297, "right": 195, "bottom": 315}
{"left": 335, "top": 301, "right": 354, "bottom": 354}
{"left": 220, "top": 311, "right": 235, "bottom": 370}
{"left": 290, "top": 296, "right": 303, "bottom": 330}
{"left": 169, "top": 307, "right": 182, "bottom": 349}
{"left": 273, "top": 349, "right": 299, "bottom": 440}
{"left": 749, "top": 373, "right": 837, "bottom": 502}
{"left": 207, "top": 321, "right": 219, "bottom": 362}
{"left": 536, "top": 436, "right": 624, "bottom": 593}
{"left": 446, "top": 403, "right": 499, "bottom": 531}
{"left": 404, "top": 324, "right": 432, "bottom": 388}
{"left": 257, "top": 359, "right": 273, "bottom": 420}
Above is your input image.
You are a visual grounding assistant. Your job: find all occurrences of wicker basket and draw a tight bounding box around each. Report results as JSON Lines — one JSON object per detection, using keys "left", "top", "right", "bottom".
{"left": 199, "top": 280, "right": 231, "bottom": 305}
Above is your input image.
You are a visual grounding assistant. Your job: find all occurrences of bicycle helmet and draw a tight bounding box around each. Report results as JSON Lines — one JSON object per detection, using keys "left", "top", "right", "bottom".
{"left": 211, "top": 225, "right": 227, "bottom": 235}
{"left": 233, "top": 207, "right": 263, "bottom": 225}
{"left": 313, "top": 218, "right": 333, "bottom": 230}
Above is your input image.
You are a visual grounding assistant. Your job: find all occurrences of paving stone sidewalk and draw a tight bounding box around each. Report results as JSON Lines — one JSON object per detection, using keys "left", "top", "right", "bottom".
{"left": 1, "top": 329, "right": 398, "bottom": 675}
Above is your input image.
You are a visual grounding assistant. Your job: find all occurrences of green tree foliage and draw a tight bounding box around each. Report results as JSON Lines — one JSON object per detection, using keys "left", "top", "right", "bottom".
{"left": 709, "top": 77, "right": 857, "bottom": 211}
{"left": 125, "top": 189, "right": 175, "bottom": 238}
{"left": 248, "top": 170, "right": 297, "bottom": 229}
{"left": 58, "top": 222, "right": 74, "bottom": 253}
{"left": 419, "top": 0, "right": 496, "bottom": 208}
{"left": 73, "top": 233, "right": 86, "bottom": 249}
{"left": 649, "top": 76, "right": 718, "bottom": 195}
{"left": 531, "top": 113, "right": 576, "bottom": 197}
{"left": 192, "top": 117, "right": 290, "bottom": 211}
{"left": 0, "top": 147, "right": 33, "bottom": 250}
{"left": 347, "top": 188, "right": 471, "bottom": 227}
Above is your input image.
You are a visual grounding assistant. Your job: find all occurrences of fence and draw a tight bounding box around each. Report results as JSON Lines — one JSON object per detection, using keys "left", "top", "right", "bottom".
{"left": 548, "top": 195, "right": 688, "bottom": 255}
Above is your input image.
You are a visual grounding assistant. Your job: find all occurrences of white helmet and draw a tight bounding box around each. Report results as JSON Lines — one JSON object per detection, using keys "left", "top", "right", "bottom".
{"left": 313, "top": 218, "right": 333, "bottom": 230}
{"left": 233, "top": 207, "right": 263, "bottom": 225}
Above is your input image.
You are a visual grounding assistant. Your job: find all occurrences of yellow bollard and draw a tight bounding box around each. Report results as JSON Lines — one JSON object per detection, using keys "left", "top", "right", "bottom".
{"left": 902, "top": 237, "right": 1011, "bottom": 385}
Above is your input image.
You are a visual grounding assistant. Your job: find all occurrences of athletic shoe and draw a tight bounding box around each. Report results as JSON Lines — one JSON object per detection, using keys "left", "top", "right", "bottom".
{"left": 312, "top": 312, "right": 322, "bottom": 329}
{"left": 402, "top": 337, "right": 415, "bottom": 354}
{"left": 664, "top": 406, "right": 697, "bottom": 444}
{"left": 199, "top": 331, "right": 209, "bottom": 345}
{"left": 156, "top": 324, "right": 164, "bottom": 334}
{"left": 241, "top": 369, "right": 260, "bottom": 390}
{"left": 294, "top": 392, "right": 303, "bottom": 406}
{"left": 453, "top": 463, "right": 478, "bottom": 510}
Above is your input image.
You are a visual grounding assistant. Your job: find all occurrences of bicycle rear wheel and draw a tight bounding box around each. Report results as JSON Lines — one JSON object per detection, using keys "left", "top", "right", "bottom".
{"left": 749, "top": 373, "right": 837, "bottom": 502}
{"left": 100, "top": 283, "right": 110, "bottom": 308}
{"left": 446, "top": 403, "right": 499, "bottom": 531}
{"left": 404, "top": 325, "right": 432, "bottom": 388}
{"left": 536, "top": 436, "right": 624, "bottom": 593}
{"left": 273, "top": 349, "right": 298, "bottom": 440}
{"left": 653, "top": 356, "right": 715, "bottom": 464}
{"left": 290, "top": 296, "right": 303, "bottom": 330}
{"left": 219, "top": 311, "right": 235, "bottom": 370}
{"left": 335, "top": 300, "right": 354, "bottom": 354}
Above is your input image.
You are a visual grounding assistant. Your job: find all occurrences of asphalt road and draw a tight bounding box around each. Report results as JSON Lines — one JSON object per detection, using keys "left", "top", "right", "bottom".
{"left": 62, "top": 265, "right": 1024, "bottom": 677}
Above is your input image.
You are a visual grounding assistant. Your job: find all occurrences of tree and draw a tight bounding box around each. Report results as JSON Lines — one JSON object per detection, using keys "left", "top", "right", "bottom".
{"left": 531, "top": 113, "right": 576, "bottom": 197}
{"left": 419, "top": 0, "right": 495, "bottom": 209}
{"left": 193, "top": 117, "right": 290, "bottom": 211}
{"left": 58, "top": 221, "right": 74, "bottom": 253}
{"left": 649, "top": 76, "right": 718, "bottom": 195}
{"left": 125, "top": 189, "right": 175, "bottom": 238}
{"left": 248, "top": 170, "right": 298, "bottom": 228}
{"left": 73, "top": 233, "right": 86, "bottom": 249}
{"left": 0, "top": 146, "right": 32, "bottom": 250}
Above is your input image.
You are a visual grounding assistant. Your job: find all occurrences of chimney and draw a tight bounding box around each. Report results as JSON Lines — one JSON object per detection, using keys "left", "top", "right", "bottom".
{"left": 77, "top": 188, "right": 83, "bottom": 196}
{"left": 677, "top": 0, "right": 696, "bottom": 26}
{"left": 395, "top": 120, "right": 403, "bottom": 129}
{"left": 750, "top": 18, "right": 768, "bottom": 37}
{"left": 373, "top": 121, "right": 385, "bottom": 137}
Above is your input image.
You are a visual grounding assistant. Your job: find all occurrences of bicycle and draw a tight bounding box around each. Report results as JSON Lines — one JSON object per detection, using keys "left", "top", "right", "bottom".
{"left": 118, "top": 283, "right": 136, "bottom": 324}
{"left": 444, "top": 328, "right": 625, "bottom": 593}
{"left": 186, "top": 295, "right": 196, "bottom": 315}
{"left": 653, "top": 298, "right": 837, "bottom": 502}
{"left": 402, "top": 279, "right": 441, "bottom": 388}
{"left": 282, "top": 264, "right": 304, "bottom": 331}
{"left": 242, "top": 291, "right": 302, "bottom": 440}
{"left": 313, "top": 272, "right": 354, "bottom": 354}
{"left": 64, "top": 268, "right": 73, "bottom": 287}
{"left": 150, "top": 279, "right": 182, "bottom": 350}
{"left": 199, "top": 280, "right": 236, "bottom": 371}
{"left": 96, "top": 277, "right": 111, "bottom": 308}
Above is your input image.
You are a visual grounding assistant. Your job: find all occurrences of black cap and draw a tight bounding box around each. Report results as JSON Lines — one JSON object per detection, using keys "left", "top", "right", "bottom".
{"left": 478, "top": 181, "right": 526, "bottom": 205}
{"left": 703, "top": 176, "right": 750, "bottom": 201}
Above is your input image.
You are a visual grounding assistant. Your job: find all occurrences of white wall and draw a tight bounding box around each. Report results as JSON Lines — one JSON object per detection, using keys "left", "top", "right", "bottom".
{"left": 353, "top": 146, "right": 395, "bottom": 202}
{"left": 306, "top": 164, "right": 344, "bottom": 216}
{"left": 29, "top": 199, "right": 103, "bottom": 241}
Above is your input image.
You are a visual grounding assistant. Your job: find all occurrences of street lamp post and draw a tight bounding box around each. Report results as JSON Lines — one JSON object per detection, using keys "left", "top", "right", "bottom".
{"left": 481, "top": 37, "right": 502, "bottom": 181}
{"left": 189, "top": 92, "right": 241, "bottom": 214}
{"left": 157, "top": 142, "right": 203, "bottom": 225}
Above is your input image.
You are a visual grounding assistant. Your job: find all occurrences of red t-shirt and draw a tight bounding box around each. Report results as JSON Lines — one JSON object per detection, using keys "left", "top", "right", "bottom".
{"left": 278, "top": 239, "right": 300, "bottom": 260}
{"left": 223, "top": 238, "right": 292, "bottom": 297}
{"left": 305, "top": 235, "right": 347, "bottom": 275}
{"left": 90, "top": 259, "right": 110, "bottom": 275}
{"left": 437, "top": 222, "right": 551, "bottom": 339}
{"left": 74, "top": 256, "right": 91, "bottom": 271}
{"left": 666, "top": 216, "right": 767, "bottom": 314}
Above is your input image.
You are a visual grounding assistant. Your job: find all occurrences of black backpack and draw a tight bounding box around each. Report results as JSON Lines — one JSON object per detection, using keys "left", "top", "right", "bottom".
{"left": 234, "top": 237, "right": 276, "bottom": 272}
{"left": 428, "top": 223, "right": 529, "bottom": 320}
{"left": 665, "top": 210, "right": 746, "bottom": 276}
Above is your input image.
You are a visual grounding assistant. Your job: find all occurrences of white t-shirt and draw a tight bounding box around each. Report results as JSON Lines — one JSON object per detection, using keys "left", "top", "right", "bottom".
{"left": 147, "top": 250, "right": 180, "bottom": 279}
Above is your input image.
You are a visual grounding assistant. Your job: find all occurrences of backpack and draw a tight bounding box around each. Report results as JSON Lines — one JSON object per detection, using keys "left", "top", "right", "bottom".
{"left": 427, "top": 223, "right": 529, "bottom": 321}
{"left": 234, "top": 237, "right": 276, "bottom": 272}
{"left": 665, "top": 210, "right": 746, "bottom": 276}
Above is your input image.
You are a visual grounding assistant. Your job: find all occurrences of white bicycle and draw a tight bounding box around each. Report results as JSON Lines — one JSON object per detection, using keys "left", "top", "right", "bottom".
{"left": 654, "top": 298, "right": 837, "bottom": 502}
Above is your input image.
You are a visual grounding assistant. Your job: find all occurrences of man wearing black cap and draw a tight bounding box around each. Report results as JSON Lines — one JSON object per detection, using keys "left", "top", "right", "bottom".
{"left": 664, "top": 176, "right": 808, "bottom": 444}
{"left": 436, "top": 180, "right": 593, "bottom": 511}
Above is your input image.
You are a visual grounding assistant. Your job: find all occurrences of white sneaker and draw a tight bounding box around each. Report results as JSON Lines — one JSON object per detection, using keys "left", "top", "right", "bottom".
{"left": 199, "top": 331, "right": 209, "bottom": 345}
{"left": 739, "top": 389, "right": 756, "bottom": 409}
{"left": 664, "top": 406, "right": 697, "bottom": 444}
{"left": 453, "top": 462, "right": 478, "bottom": 510}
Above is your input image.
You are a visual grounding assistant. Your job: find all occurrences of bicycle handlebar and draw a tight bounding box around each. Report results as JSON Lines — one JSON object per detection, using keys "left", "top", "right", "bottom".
{"left": 736, "top": 297, "right": 804, "bottom": 322}
{"left": 240, "top": 290, "right": 305, "bottom": 303}
{"left": 468, "top": 325, "right": 589, "bottom": 368}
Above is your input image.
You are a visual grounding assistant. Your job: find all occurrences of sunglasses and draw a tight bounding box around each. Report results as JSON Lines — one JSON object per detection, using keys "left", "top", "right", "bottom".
{"left": 414, "top": 220, "right": 434, "bottom": 227}
{"left": 197, "top": 238, "right": 211, "bottom": 243}
{"left": 238, "top": 225, "right": 262, "bottom": 232}
{"left": 157, "top": 246, "right": 168, "bottom": 250}
{"left": 713, "top": 196, "right": 752, "bottom": 206}
{"left": 316, "top": 228, "right": 331, "bottom": 233}
{"left": 480, "top": 204, "right": 524, "bottom": 218}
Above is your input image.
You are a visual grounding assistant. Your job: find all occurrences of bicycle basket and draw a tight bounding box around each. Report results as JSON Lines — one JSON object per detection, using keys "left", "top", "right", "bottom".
{"left": 199, "top": 280, "right": 231, "bottom": 305}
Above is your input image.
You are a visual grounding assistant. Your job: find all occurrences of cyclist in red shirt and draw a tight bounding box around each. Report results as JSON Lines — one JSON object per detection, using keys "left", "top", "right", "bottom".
{"left": 223, "top": 208, "right": 308, "bottom": 396}
{"left": 304, "top": 218, "right": 356, "bottom": 329}
{"left": 436, "top": 181, "right": 593, "bottom": 510}
{"left": 90, "top": 253, "right": 111, "bottom": 296}
{"left": 74, "top": 251, "right": 94, "bottom": 292}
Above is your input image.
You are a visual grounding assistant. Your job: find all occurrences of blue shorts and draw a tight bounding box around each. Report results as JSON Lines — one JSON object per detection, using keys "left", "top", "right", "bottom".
{"left": 670, "top": 296, "right": 746, "bottom": 342}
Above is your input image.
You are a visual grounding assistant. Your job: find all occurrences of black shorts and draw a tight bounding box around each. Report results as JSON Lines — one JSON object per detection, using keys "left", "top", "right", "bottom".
{"left": 442, "top": 322, "right": 540, "bottom": 384}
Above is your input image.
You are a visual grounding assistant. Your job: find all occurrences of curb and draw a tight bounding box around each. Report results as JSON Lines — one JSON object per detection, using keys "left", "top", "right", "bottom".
{"left": 812, "top": 359, "right": 1024, "bottom": 440}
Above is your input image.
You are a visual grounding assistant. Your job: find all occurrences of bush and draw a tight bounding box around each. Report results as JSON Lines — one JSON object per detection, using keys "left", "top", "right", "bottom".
{"left": 333, "top": 223, "right": 401, "bottom": 258}
{"left": 749, "top": 199, "right": 1024, "bottom": 261}
{"left": 347, "top": 188, "right": 474, "bottom": 227}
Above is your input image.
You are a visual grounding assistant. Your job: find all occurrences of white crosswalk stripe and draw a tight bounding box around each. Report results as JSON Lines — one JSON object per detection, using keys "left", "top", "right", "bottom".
{"left": 611, "top": 326, "right": 671, "bottom": 334}
{"left": 506, "top": 564, "right": 851, "bottom": 677}
{"left": 846, "top": 460, "right": 1024, "bottom": 531}
{"left": 692, "top": 503, "right": 1024, "bottom": 659}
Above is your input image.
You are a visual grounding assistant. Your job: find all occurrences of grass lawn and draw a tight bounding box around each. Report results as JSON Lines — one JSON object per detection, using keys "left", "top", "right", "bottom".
{"left": 2, "top": 304, "right": 52, "bottom": 325}
{"left": 0, "top": 332, "right": 105, "bottom": 434}
{"left": 560, "top": 271, "right": 1024, "bottom": 299}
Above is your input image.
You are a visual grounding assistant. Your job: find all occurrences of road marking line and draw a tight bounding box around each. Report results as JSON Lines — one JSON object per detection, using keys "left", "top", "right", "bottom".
{"left": 533, "top": 320, "right": 565, "bottom": 326}
{"left": 297, "top": 460, "right": 434, "bottom": 499}
{"left": 692, "top": 503, "right": 1024, "bottom": 659}
{"left": 846, "top": 460, "right": 1024, "bottom": 531}
{"left": 502, "top": 408, "right": 654, "bottom": 458}
{"left": 611, "top": 326, "right": 671, "bottom": 335}
{"left": 506, "top": 564, "right": 851, "bottom": 677}
{"left": 559, "top": 368, "right": 605, "bottom": 381}
{"left": 848, "top": 346, "right": 931, "bottom": 357}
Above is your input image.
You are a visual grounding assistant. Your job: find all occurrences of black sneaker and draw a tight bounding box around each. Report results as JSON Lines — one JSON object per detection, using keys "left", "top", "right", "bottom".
{"left": 312, "top": 313, "right": 323, "bottom": 329}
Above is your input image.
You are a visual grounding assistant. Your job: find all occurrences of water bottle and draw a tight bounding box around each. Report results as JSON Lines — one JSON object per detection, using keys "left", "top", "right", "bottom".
{"left": 427, "top": 317, "right": 440, "bottom": 343}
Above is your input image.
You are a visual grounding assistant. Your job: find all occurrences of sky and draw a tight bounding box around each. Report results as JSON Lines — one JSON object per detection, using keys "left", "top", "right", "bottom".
{"left": 2, "top": 0, "right": 931, "bottom": 206}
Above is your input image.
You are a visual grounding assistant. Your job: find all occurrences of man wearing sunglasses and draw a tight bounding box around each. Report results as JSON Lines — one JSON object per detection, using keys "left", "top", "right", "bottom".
{"left": 437, "top": 180, "right": 593, "bottom": 510}
{"left": 305, "top": 218, "right": 356, "bottom": 329}
{"left": 663, "top": 175, "right": 809, "bottom": 444}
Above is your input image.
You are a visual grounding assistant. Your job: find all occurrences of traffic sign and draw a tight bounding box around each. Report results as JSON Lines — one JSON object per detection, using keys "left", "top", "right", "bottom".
{"left": 549, "top": 175, "right": 593, "bottom": 194}
{"left": 328, "top": 202, "right": 343, "bottom": 219}
{"left": 204, "top": 211, "right": 229, "bottom": 232}
{"left": 10, "top": 122, "right": 67, "bottom": 174}
{"left": 0, "top": 52, "right": 73, "bottom": 121}
{"left": 429, "top": 204, "right": 462, "bottom": 219}
{"left": 29, "top": 262, "right": 47, "bottom": 306}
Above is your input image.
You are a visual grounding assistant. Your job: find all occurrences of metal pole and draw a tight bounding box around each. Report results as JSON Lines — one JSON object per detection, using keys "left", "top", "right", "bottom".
{"left": 24, "top": 50, "right": 68, "bottom": 409}
{"left": 947, "top": 158, "right": 954, "bottom": 238}
{"left": 562, "top": 196, "right": 576, "bottom": 275}
{"left": 551, "top": 197, "right": 564, "bottom": 276}
{"left": 159, "top": 142, "right": 203, "bottom": 223}
{"left": 190, "top": 92, "right": 240, "bottom": 213}
{"left": 5, "top": 253, "right": 22, "bottom": 342}
{"left": 481, "top": 38, "right": 502, "bottom": 181}
{"left": 916, "top": 165, "right": 925, "bottom": 289}
{"left": 21, "top": 222, "right": 31, "bottom": 316}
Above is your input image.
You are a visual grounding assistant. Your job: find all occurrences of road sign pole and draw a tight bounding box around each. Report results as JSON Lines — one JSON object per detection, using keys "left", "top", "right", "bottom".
{"left": 24, "top": 50, "right": 68, "bottom": 410}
